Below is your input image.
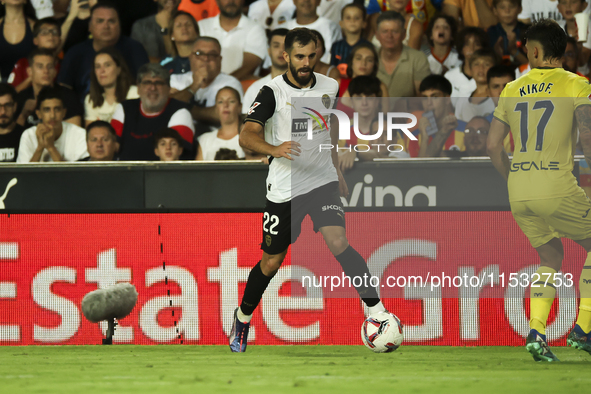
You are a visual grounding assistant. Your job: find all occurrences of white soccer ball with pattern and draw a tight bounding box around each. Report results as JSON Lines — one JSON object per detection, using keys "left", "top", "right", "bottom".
{"left": 361, "top": 311, "right": 404, "bottom": 353}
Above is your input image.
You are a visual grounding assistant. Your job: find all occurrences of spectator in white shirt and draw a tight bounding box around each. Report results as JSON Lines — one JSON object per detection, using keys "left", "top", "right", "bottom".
{"left": 198, "top": 0, "right": 267, "bottom": 80}
{"left": 17, "top": 86, "right": 88, "bottom": 162}
{"left": 248, "top": 0, "right": 295, "bottom": 31}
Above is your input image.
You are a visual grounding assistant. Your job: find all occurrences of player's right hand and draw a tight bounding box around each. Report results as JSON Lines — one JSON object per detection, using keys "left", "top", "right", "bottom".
{"left": 272, "top": 141, "right": 301, "bottom": 160}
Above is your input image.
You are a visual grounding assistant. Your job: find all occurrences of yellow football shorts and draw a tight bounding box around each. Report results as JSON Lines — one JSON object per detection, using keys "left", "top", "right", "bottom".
{"left": 511, "top": 187, "right": 591, "bottom": 248}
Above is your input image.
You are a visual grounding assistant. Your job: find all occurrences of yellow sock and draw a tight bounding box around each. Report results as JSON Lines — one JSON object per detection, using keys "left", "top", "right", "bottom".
{"left": 530, "top": 266, "right": 557, "bottom": 335}
{"left": 576, "top": 255, "right": 591, "bottom": 333}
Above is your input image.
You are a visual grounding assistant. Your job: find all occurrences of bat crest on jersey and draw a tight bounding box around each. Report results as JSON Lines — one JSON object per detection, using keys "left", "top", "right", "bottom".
{"left": 247, "top": 102, "right": 261, "bottom": 115}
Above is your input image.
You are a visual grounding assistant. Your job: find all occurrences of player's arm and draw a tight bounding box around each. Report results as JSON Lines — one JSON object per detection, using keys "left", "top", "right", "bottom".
{"left": 576, "top": 104, "right": 591, "bottom": 169}
{"left": 330, "top": 113, "right": 349, "bottom": 198}
{"left": 487, "top": 117, "right": 511, "bottom": 181}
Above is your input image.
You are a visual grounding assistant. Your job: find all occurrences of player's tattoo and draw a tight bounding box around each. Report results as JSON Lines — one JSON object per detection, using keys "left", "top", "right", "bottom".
{"left": 575, "top": 105, "right": 591, "bottom": 168}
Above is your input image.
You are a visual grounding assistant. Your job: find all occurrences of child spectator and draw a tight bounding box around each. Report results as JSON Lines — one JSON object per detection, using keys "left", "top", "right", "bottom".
{"left": 85, "top": 47, "right": 139, "bottom": 125}
{"left": 557, "top": 0, "right": 591, "bottom": 74}
{"left": 8, "top": 17, "right": 62, "bottom": 93}
{"left": 563, "top": 36, "right": 590, "bottom": 78}
{"left": 425, "top": 14, "right": 461, "bottom": 75}
{"left": 486, "top": 64, "right": 515, "bottom": 153}
{"left": 488, "top": 0, "right": 528, "bottom": 66}
{"left": 311, "top": 30, "right": 341, "bottom": 80}
{"left": 154, "top": 127, "right": 184, "bottom": 161}
{"left": 444, "top": 26, "right": 489, "bottom": 102}
{"left": 518, "top": 0, "right": 570, "bottom": 24}
{"left": 196, "top": 86, "right": 245, "bottom": 160}
{"left": 330, "top": 3, "right": 369, "bottom": 78}
{"left": 161, "top": 11, "right": 200, "bottom": 75}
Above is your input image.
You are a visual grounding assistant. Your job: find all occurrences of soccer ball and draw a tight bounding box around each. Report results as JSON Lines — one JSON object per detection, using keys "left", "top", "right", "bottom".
{"left": 361, "top": 311, "right": 404, "bottom": 353}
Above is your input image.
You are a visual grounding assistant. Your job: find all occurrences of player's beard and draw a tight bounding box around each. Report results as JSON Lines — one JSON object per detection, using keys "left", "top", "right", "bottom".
{"left": 289, "top": 62, "right": 315, "bottom": 86}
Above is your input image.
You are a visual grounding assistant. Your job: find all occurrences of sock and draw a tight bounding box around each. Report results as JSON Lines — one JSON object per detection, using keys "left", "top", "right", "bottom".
{"left": 576, "top": 254, "right": 591, "bottom": 333}
{"left": 237, "top": 307, "right": 252, "bottom": 323}
{"left": 530, "top": 266, "right": 557, "bottom": 335}
{"left": 369, "top": 301, "right": 386, "bottom": 315}
{"left": 240, "top": 261, "right": 274, "bottom": 316}
{"left": 335, "top": 245, "right": 380, "bottom": 308}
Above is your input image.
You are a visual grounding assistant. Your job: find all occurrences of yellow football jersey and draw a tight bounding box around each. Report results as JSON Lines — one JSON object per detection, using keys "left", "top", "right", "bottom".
{"left": 493, "top": 67, "right": 591, "bottom": 201}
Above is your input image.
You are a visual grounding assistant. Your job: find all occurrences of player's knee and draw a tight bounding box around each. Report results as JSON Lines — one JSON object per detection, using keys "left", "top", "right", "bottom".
{"left": 260, "top": 255, "right": 284, "bottom": 275}
{"left": 326, "top": 236, "right": 349, "bottom": 256}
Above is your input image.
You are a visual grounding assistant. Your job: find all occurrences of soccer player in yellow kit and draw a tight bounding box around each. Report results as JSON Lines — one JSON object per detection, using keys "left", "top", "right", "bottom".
{"left": 488, "top": 19, "right": 591, "bottom": 362}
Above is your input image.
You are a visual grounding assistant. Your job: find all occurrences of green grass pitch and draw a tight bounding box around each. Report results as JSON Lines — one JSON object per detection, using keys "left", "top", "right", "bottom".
{"left": 1, "top": 345, "right": 590, "bottom": 393}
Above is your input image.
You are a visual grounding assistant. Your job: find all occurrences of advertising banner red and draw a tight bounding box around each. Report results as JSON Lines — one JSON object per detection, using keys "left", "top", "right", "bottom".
{"left": 0, "top": 213, "right": 585, "bottom": 346}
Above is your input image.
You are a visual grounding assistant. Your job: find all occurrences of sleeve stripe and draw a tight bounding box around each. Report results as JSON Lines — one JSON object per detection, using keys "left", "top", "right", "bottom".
{"left": 111, "top": 119, "right": 124, "bottom": 137}
{"left": 171, "top": 125, "right": 194, "bottom": 145}
{"left": 244, "top": 118, "right": 265, "bottom": 126}
{"left": 493, "top": 116, "right": 510, "bottom": 128}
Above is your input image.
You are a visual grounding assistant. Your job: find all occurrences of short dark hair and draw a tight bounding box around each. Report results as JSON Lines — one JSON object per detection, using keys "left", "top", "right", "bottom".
{"left": 487, "top": 65, "right": 515, "bottom": 84}
{"left": 285, "top": 28, "right": 317, "bottom": 53}
{"left": 36, "top": 86, "right": 64, "bottom": 110}
{"left": 154, "top": 128, "right": 184, "bottom": 148}
{"left": 426, "top": 15, "right": 457, "bottom": 48}
{"left": 346, "top": 42, "right": 379, "bottom": 78}
{"left": 90, "top": 1, "right": 120, "bottom": 20}
{"left": 376, "top": 11, "right": 406, "bottom": 30}
{"left": 216, "top": 86, "right": 242, "bottom": 104}
{"left": 310, "top": 29, "right": 325, "bottom": 55}
{"left": 215, "top": 148, "right": 239, "bottom": 160}
{"left": 33, "top": 17, "right": 61, "bottom": 38}
{"left": 565, "top": 35, "right": 580, "bottom": 55}
{"left": 341, "top": 3, "right": 366, "bottom": 20}
{"left": 492, "top": 0, "right": 521, "bottom": 7}
{"left": 456, "top": 27, "right": 489, "bottom": 62}
{"left": 268, "top": 28, "right": 288, "bottom": 45}
{"left": 468, "top": 48, "right": 497, "bottom": 67}
{"left": 0, "top": 82, "right": 17, "bottom": 102}
{"left": 524, "top": 19, "right": 567, "bottom": 61}
{"left": 348, "top": 75, "right": 382, "bottom": 97}
{"left": 86, "top": 120, "right": 117, "bottom": 141}
{"left": 195, "top": 36, "right": 222, "bottom": 52}
{"left": 27, "top": 47, "right": 56, "bottom": 65}
{"left": 419, "top": 74, "right": 452, "bottom": 95}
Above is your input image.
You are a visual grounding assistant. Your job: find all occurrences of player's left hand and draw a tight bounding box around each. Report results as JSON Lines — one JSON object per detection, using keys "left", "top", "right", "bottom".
{"left": 337, "top": 170, "right": 349, "bottom": 198}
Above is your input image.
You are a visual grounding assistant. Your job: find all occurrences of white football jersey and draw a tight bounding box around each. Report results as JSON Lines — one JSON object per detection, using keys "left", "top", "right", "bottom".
{"left": 245, "top": 73, "right": 339, "bottom": 203}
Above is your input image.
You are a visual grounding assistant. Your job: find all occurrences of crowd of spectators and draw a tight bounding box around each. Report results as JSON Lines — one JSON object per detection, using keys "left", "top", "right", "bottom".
{"left": 0, "top": 0, "right": 589, "bottom": 164}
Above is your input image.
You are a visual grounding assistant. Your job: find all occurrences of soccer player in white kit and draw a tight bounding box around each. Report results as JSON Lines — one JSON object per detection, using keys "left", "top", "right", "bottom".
{"left": 229, "top": 28, "right": 386, "bottom": 352}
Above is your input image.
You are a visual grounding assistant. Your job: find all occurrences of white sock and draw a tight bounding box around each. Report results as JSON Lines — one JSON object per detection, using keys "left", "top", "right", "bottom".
{"left": 237, "top": 307, "right": 252, "bottom": 323}
{"left": 368, "top": 301, "right": 386, "bottom": 315}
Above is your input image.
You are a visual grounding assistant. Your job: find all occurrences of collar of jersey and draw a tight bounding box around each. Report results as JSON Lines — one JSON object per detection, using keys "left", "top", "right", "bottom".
{"left": 282, "top": 73, "right": 317, "bottom": 90}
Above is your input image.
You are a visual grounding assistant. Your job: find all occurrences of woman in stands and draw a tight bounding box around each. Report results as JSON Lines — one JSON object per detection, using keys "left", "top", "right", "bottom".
{"left": 0, "top": 0, "right": 36, "bottom": 81}
{"left": 85, "top": 47, "right": 138, "bottom": 125}
{"left": 161, "top": 11, "right": 199, "bottom": 76}
{"left": 196, "top": 86, "right": 245, "bottom": 161}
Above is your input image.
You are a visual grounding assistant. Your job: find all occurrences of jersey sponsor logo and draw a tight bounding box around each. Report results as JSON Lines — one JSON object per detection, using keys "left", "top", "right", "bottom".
{"left": 265, "top": 234, "right": 272, "bottom": 247}
{"left": 322, "top": 94, "right": 331, "bottom": 109}
{"left": 247, "top": 102, "right": 261, "bottom": 115}
{"left": 510, "top": 161, "right": 560, "bottom": 172}
{"left": 321, "top": 204, "right": 345, "bottom": 215}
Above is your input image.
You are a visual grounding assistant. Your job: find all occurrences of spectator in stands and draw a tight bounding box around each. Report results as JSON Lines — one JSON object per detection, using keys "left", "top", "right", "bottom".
{"left": 444, "top": 26, "right": 488, "bottom": 101}
{"left": 198, "top": 0, "right": 267, "bottom": 80}
{"left": 8, "top": 17, "right": 62, "bottom": 93}
{"left": 214, "top": 147, "right": 239, "bottom": 160}
{"left": 248, "top": 0, "right": 295, "bottom": 31}
{"left": 154, "top": 127, "right": 184, "bottom": 161}
{"left": 375, "top": 11, "right": 430, "bottom": 97}
{"left": 371, "top": 0, "right": 423, "bottom": 50}
{"left": 17, "top": 86, "right": 88, "bottom": 162}
{"left": 338, "top": 42, "right": 388, "bottom": 97}
{"left": 454, "top": 48, "right": 496, "bottom": 130}
{"left": 311, "top": 30, "right": 341, "bottom": 79}
{"left": 30, "top": 0, "right": 54, "bottom": 19}
{"left": 518, "top": 0, "right": 564, "bottom": 24}
{"left": 557, "top": 0, "right": 591, "bottom": 74}
{"left": 0, "top": 83, "right": 25, "bottom": 162}
{"left": 111, "top": 63, "right": 194, "bottom": 160}
{"left": 486, "top": 64, "right": 514, "bottom": 154}
{"left": 85, "top": 47, "right": 139, "bottom": 125}
{"left": 283, "top": 0, "right": 342, "bottom": 64}
{"left": 16, "top": 48, "right": 83, "bottom": 128}
{"left": 161, "top": 11, "right": 199, "bottom": 75}
{"left": 0, "top": 0, "right": 35, "bottom": 82}
{"left": 442, "top": 0, "right": 497, "bottom": 29}
{"left": 170, "top": 36, "right": 243, "bottom": 135}
{"left": 197, "top": 86, "right": 245, "bottom": 160}
{"left": 178, "top": 0, "right": 219, "bottom": 22}
{"left": 447, "top": 116, "right": 490, "bottom": 157}
{"left": 488, "top": 0, "right": 527, "bottom": 66}
{"left": 411, "top": 75, "right": 460, "bottom": 157}
{"left": 80, "top": 120, "right": 119, "bottom": 161}
{"left": 425, "top": 14, "right": 461, "bottom": 75}
{"left": 242, "top": 28, "right": 288, "bottom": 113}
{"left": 330, "top": 3, "right": 368, "bottom": 78}
{"left": 131, "top": 0, "right": 180, "bottom": 63}
{"left": 58, "top": 2, "right": 149, "bottom": 102}
{"left": 563, "top": 36, "right": 589, "bottom": 78}
{"left": 60, "top": 0, "right": 96, "bottom": 53}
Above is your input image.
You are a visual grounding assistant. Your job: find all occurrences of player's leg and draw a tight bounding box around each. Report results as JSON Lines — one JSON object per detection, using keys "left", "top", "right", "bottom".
{"left": 568, "top": 237, "right": 591, "bottom": 354}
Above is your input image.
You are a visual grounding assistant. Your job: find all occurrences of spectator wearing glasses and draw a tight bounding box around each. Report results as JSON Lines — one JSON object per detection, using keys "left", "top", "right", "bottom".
{"left": 198, "top": 0, "right": 267, "bottom": 80}
{"left": 0, "top": 83, "right": 25, "bottom": 162}
{"left": 8, "top": 17, "right": 62, "bottom": 93}
{"left": 446, "top": 116, "right": 490, "bottom": 157}
{"left": 170, "top": 36, "right": 243, "bottom": 135}
{"left": 111, "top": 63, "right": 194, "bottom": 160}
